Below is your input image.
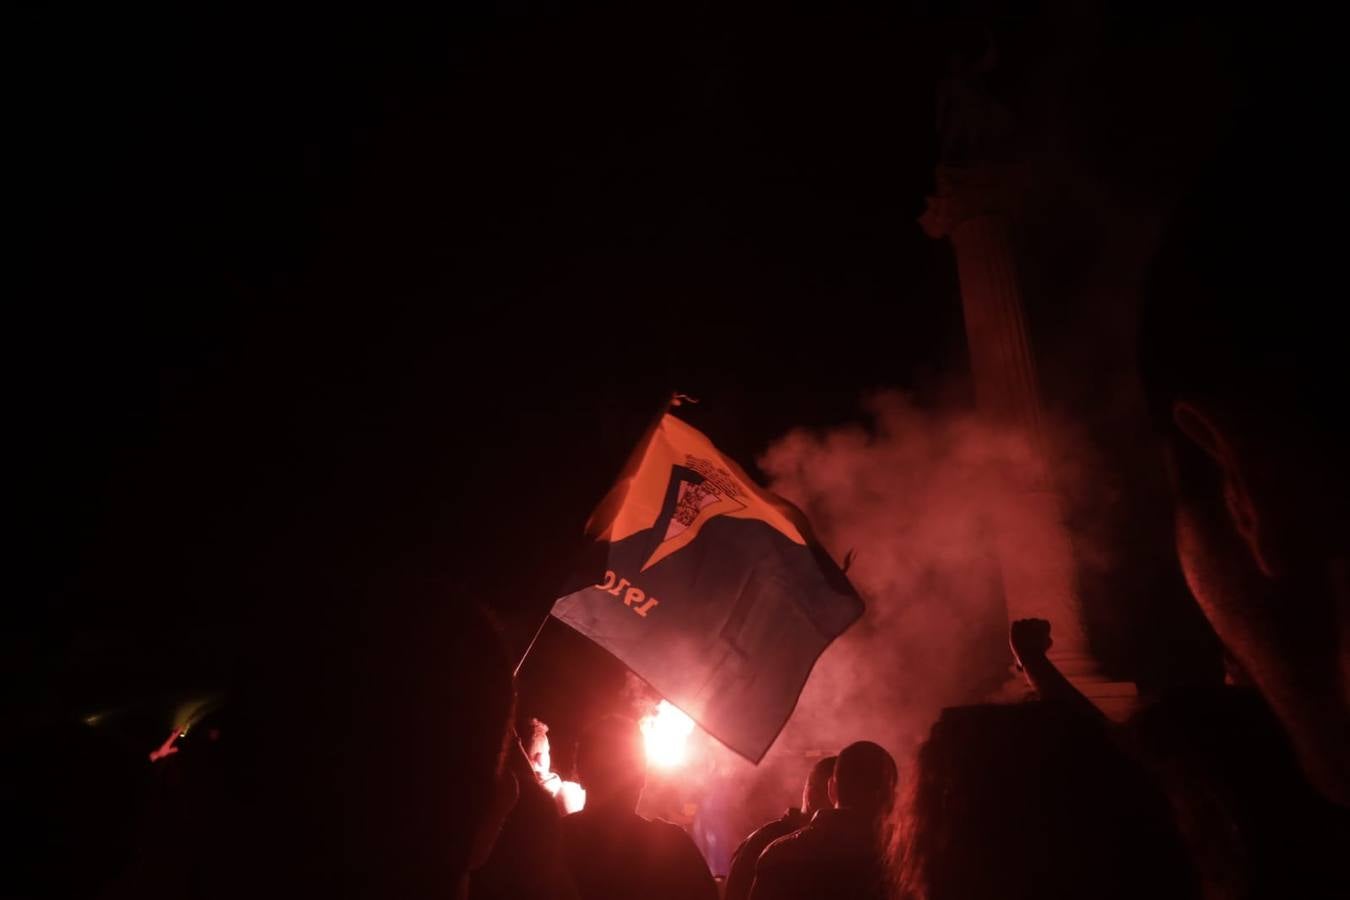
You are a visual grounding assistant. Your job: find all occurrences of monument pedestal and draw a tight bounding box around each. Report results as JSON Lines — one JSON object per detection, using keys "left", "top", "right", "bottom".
{"left": 923, "top": 165, "right": 1138, "bottom": 721}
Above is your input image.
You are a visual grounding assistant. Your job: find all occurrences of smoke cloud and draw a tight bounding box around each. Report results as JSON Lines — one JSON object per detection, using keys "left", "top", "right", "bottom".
{"left": 756, "top": 389, "right": 1022, "bottom": 762}
{"left": 668, "top": 387, "right": 1121, "bottom": 849}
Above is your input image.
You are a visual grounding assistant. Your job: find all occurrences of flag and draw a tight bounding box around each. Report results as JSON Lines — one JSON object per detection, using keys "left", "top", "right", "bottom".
{"left": 550, "top": 412, "right": 864, "bottom": 763}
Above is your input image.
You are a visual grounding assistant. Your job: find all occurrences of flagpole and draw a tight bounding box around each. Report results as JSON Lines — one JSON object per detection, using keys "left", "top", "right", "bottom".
{"left": 513, "top": 612, "right": 551, "bottom": 678}
{"left": 670, "top": 392, "right": 699, "bottom": 408}
{"left": 515, "top": 390, "right": 685, "bottom": 680}
{"left": 515, "top": 390, "right": 697, "bottom": 680}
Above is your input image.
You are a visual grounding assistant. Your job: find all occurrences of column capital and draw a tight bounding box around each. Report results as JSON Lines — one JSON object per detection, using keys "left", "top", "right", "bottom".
{"left": 919, "top": 163, "right": 1029, "bottom": 239}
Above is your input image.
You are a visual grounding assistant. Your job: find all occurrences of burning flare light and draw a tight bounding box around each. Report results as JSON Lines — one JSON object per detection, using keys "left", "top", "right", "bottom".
{"left": 640, "top": 700, "right": 695, "bottom": 768}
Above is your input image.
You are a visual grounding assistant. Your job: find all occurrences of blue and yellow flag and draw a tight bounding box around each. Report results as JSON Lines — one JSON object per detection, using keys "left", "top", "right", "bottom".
{"left": 550, "top": 413, "right": 864, "bottom": 763}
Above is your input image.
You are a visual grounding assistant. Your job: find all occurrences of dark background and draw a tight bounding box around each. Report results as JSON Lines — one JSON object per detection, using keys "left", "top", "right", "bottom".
{"left": 13, "top": 1, "right": 1292, "bottom": 752}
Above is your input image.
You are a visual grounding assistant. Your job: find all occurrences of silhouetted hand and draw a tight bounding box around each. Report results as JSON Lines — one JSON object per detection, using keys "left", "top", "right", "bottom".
{"left": 1009, "top": 618, "right": 1052, "bottom": 670}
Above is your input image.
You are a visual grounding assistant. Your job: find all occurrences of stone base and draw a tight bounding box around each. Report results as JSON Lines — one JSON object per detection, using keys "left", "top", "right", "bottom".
{"left": 1075, "top": 677, "right": 1141, "bottom": 722}
{"left": 991, "top": 665, "right": 1141, "bottom": 722}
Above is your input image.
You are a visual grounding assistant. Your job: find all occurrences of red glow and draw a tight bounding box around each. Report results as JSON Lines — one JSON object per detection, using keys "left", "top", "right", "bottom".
{"left": 641, "top": 700, "right": 695, "bottom": 768}
{"left": 148, "top": 728, "right": 181, "bottom": 763}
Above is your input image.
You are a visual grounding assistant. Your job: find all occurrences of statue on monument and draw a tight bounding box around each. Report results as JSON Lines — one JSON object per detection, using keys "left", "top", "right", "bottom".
{"left": 935, "top": 28, "right": 1015, "bottom": 165}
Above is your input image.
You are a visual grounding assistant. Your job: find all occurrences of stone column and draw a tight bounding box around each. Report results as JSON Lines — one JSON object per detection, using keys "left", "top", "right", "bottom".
{"left": 922, "top": 164, "right": 1137, "bottom": 717}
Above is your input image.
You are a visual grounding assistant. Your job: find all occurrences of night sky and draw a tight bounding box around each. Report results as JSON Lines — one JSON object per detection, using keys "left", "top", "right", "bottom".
{"left": 15, "top": 2, "right": 1278, "bottom": 744}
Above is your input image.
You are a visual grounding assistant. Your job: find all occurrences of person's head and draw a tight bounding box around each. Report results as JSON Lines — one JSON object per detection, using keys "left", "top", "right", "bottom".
{"left": 1139, "top": 114, "right": 1349, "bottom": 803}
{"left": 829, "top": 741, "right": 897, "bottom": 820}
{"left": 802, "top": 755, "right": 837, "bottom": 818}
{"left": 896, "top": 703, "right": 1197, "bottom": 900}
{"left": 574, "top": 715, "right": 646, "bottom": 811}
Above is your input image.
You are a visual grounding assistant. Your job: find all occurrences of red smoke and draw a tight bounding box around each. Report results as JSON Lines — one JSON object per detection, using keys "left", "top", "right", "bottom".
{"left": 622, "top": 391, "right": 1111, "bottom": 869}
{"left": 756, "top": 389, "right": 1026, "bottom": 764}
